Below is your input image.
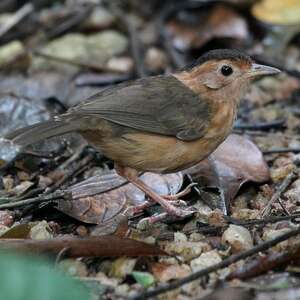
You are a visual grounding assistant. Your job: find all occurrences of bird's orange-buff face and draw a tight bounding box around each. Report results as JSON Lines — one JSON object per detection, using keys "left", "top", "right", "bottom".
{"left": 175, "top": 56, "right": 280, "bottom": 106}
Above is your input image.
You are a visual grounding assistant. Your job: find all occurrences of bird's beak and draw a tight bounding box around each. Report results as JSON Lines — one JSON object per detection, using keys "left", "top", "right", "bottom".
{"left": 248, "top": 63, "right": 281, "bottom": 77}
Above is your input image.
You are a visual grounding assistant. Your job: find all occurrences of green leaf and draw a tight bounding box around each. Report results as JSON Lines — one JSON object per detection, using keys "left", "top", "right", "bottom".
{"left": 131, "top": 271, "right": 155, "bottom": 288}
{"left": 0, "top": 252, "right": 90, "bottom": 300}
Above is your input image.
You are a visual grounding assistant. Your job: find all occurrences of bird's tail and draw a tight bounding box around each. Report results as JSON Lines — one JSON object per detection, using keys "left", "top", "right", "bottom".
{"left": 5, "top": 119, "right": 81, "bottom": 148}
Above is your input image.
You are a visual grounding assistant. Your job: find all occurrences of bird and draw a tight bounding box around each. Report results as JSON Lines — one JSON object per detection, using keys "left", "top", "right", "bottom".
{"left": 4, "top": 49, "right": 280, "bottom": 221}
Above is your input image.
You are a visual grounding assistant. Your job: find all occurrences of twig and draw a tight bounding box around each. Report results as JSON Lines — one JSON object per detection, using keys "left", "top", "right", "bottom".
{"left": 0, "top": 190, "right": 67, "bottom": 209}
{"left": 46, "top": 5, "right": 93, "bottom": 39}
{"left": 56, "top": 144, "right": 87, "bottom": 171}
{"left": 75, "top": 73, "right": 132, "bottom": 87}
{"left": 156, "top": 1, "right": 215, "bottom": 69}
{"left": 184, "top": 213, "right": 300, "bottom": 235}
{"left": 124, "top": 16, "right": 146, "bottom": 77}
{"left": 110, "top": 3, "right": 146, "bottom": 77}
{"left": 156, "top": 2, "right": 186, "bottom": 68}
{"left": 46, "top": 153, "right": 95, "bottom": 193}
{"left": 0, "top": 3, "right": 33, "bottom": 38}
{"left": 260, "top": 170, "right": 298, "bottom": 217}
{"left": 225, "top": 213, "right": 300, "bottom": 227}
{"left": 130, "top": 226, "right": 300, "bottom": 300}
{"left": 277, "top": 197, "right": 291, "bottom": 215}
{"left": 227, "top": 242, "right": 300, "bottom": 280}
{"left": 234, "top": 119, "right": 286, "bottom": 131}
{"left": 263, "top": 148, "right": 300, "bottom": 155}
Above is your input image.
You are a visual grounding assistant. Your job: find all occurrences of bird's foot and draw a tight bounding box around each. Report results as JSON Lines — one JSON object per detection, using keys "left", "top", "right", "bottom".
{"left": 137, "top": 207, "right": 195, "bottom": 230}
{"left": 162, "top": 183, "right": 197, "bottom": 200}
{"left": 125, "top": 199, "right": 187, "bottom": 217}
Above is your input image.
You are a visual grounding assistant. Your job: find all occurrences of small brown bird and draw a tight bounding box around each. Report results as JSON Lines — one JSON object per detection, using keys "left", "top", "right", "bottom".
{"left": 5, "top": 49, "right": 279, "bottom": 219}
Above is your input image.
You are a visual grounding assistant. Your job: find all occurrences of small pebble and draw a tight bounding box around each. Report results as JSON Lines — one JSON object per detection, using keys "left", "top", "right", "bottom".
{"left": 222, "top": 225, "right": 253, "bottom": 253}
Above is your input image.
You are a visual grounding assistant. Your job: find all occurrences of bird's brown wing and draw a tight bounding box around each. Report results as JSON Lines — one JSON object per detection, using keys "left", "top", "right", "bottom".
{"left": 67, "top": 75, "right": 211, "bottom": 141}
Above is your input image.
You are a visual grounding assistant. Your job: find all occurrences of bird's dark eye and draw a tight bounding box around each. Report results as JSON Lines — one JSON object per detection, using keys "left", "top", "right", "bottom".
{"left": 221, "top": 65, "right": 233, "bottom": 76}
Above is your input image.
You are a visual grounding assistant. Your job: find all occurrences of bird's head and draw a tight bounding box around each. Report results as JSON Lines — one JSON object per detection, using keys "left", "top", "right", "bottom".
{"left": 175, "top": 49, "right": 280, "bottom": 103}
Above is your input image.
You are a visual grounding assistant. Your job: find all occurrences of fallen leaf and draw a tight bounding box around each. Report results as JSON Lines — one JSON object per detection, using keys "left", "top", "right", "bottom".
{"left": 90, "top": 214, "right": 129, "bottom": 237}
{"left": 0, "top": 94, "right": 50, "bottom": 138}
{"left": 0, "top": 236, "right": 166, "bottom": 257}
{"left": 0, "top": 72, "right": 69, "bottom": 104}
{"left": 0, "top": 92, "right": 64, "bottom": 167}
{"left": 184, "top": 134, "right": 270, "bottom": 210}
{"left": 8, "top": 180, "right": 34, "bottom": 197}
{"left": 166, "top": 4, "right": 249, "bottom": 51}
{"left": 58, "top": 169, "right": 183, "bottom": 224}
{"left": 0, "top": 223, "right": 32, "bottom": 239}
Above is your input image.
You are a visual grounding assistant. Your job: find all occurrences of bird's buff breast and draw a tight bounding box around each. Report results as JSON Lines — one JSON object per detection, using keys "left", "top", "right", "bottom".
{"left": 81, "top": 102, "right": 235, "bottom": 173}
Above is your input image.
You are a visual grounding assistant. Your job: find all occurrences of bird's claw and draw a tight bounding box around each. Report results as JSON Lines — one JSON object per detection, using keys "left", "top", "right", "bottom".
{"left": 162, "top": 183, "right": 198, "bottom": 200}
{"left": 124, "top": 199, "right": 188, "bottom": 217}
{"left": 137, "top": 207, "right": 195, "bottom": 230}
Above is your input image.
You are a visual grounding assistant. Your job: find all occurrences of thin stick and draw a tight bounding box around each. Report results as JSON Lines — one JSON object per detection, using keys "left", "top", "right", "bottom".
{"left": 263, "top": 148, "right": 300, "bottom": 155}
{"left": 0, "top": 190, "right": 66, "bottom": 209}
{"left": 226, "top": 213, "right": 300, "bottom": 227}
{"left": 110, "top": 4, "right": 146, "bottom": 77}
{"left": 0, "top": 3, "right": 33, "bottom": 38}
{"left": 234, "top": 119, "right": 286, "bottom": 131}
{"left": 260, "top": 170, "right": 298, "bottom": 217}
{"left": 183, "top": 213, "right": 300, "bottom": 235}
{"left": 227, "top": 242, "right": 300, "bottom": 280}
{"left": 130, "top": 226, "right": 300, "bottom": 300}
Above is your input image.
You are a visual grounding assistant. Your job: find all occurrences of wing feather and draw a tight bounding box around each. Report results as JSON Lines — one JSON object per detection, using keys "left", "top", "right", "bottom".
{"left": 67, "top": 75, "right": 211, "bottom": 141}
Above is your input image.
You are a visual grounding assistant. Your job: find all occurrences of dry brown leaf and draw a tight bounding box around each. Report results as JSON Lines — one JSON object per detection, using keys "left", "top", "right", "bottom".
{"left": 166, "top": 4, "right": 248, "bottom": 51}
{"left": 0, "top": 223, "right": 32, "bottom": 239}
{"left": 184, "top": 134, "right": 270, "bottom": 208}
{"left": 0, "top": 236, "right": 166, "bottom": 257}
{"left": 58, "top": 170, "right": 183, "bottom": 224}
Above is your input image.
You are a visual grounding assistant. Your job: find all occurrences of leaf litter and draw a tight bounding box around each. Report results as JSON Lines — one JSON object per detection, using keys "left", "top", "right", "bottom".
{"left": 0, "top": 1, "right": 300, "bottom": 300}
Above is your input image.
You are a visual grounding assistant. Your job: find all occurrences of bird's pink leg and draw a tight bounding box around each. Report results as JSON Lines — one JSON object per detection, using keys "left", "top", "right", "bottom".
{"left": 115, "top": 165, "right": 194, "bottom": 218}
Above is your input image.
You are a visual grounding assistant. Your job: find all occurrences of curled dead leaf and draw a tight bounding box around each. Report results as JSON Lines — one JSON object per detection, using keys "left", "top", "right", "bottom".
{"left": 58, "top": 169, "right": 183, "bottom": 224}
{"left": 166, "top": 4, "right": 249, "bottom": 51}
{"left": 184, "top": 134, "right": 270, "bottom": 210}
